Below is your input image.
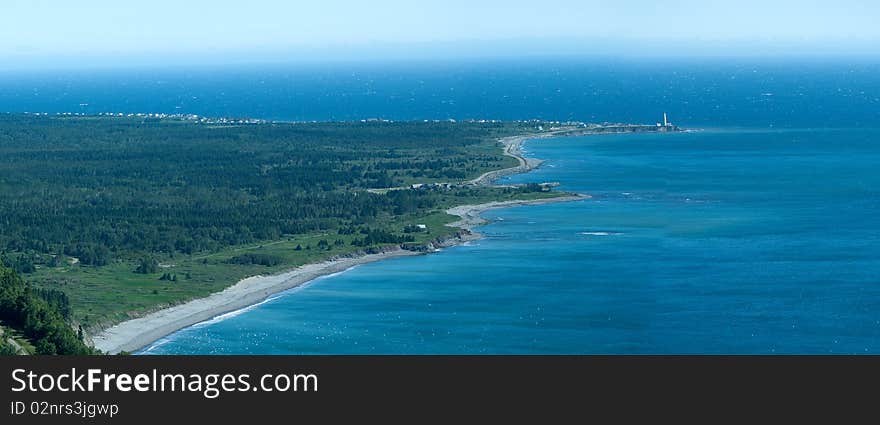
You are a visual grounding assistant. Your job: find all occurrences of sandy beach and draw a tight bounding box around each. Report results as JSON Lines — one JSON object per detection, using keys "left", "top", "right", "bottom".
{"left": 468, "top": 134, "right": 545, "bottom": 186}
{"left": 92, "top": 132, "right": 583, "bottom": 354}
{"left": 92, "top": 249, "right": 421, "bottom": 353}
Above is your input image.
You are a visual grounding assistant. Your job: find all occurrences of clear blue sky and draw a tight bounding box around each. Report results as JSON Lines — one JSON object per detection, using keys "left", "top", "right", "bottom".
{"left": 3, "top": 0, "right": 879, "bottom": 68}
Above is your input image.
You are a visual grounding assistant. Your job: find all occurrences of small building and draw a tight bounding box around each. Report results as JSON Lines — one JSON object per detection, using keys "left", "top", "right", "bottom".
{"left": 657, "top": 113, "right": 675, "bottom": 130}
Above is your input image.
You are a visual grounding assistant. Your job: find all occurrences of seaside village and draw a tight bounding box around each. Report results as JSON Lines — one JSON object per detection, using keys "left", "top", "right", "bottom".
{"left": 24, "top": 111, "right": 267, "bottom": 125}
{"left": 409, "top": 181, "right": 558, "bottom": 192}
{"left": 25, "top": 111, "right": 675, "bottom": 130}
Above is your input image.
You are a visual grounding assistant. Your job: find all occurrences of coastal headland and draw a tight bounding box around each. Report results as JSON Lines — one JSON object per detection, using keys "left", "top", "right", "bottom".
{"left": 89, "top": 135, "right": 577, "bottom": 353}
{"left": 0, "top": 115, "right": 681, "bottom": 354}
{"left": 90, "top": 122, "right": 675, "bottom": 354}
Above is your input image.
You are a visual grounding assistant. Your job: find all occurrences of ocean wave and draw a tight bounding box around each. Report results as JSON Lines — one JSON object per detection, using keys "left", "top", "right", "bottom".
{"left": 191, "top": 266, "right": 362, "bottom": 328}
{"left": 579, "top": 231, "right": 622, "bottom": 236}
{"left": 139, "top": 337, "right": 173, "bottom": 354}
{"left": 308, "top": 266, "right": 361, "bottom": 283}
{"left": 191, "top": 295, "right": 282, "bottom": 328}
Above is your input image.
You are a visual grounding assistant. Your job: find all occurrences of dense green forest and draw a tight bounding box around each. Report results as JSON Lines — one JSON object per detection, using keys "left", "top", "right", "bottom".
{"left": 0, "top": 114, "right": 559, "bottom": 346}
{"left": 0, "top": 115, "right": 525, "bottom": 260}
{"left": 0, "top": 264, "right": 95, "bottom": 354}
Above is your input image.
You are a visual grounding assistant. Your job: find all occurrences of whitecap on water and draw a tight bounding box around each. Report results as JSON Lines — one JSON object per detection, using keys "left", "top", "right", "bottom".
{"left": 139, "top": 337, "right": 173, "bottom": 354}
{"left": 189, "top": 265, "right": 363, "bottom": 328}
{"left": 190, "top": 295, "right": 282, "bottom": 328}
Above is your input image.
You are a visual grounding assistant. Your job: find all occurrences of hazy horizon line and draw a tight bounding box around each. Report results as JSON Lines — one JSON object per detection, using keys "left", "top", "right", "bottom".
{"left": 3, "top": 37, "right": 879, "bottom": 72}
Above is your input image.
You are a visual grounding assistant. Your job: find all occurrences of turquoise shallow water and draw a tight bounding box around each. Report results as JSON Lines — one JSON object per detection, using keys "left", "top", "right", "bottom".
{"left": 142, "top": 127, "right": 880, "bottom": 354}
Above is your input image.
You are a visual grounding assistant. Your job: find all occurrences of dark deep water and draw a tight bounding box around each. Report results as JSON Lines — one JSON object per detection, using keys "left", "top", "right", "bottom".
{"left": 2, "top": 58, "right": 879, "bottom": 127}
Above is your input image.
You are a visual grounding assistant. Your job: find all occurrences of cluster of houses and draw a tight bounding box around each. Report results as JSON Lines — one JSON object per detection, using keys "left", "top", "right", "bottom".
{"left": 22, "top": 111, "right": 267, "bottom": 125}
{"left": 108, "top": 112, "right": 266, "bottom": 125}
{"left": 409, "top": 181, "right": 557, "bottom": 192}
{"left": 410, "top": 182, "right": 458, "bottom": 190}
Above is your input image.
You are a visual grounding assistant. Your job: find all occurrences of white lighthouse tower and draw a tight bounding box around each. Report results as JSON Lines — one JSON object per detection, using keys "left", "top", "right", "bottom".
{"left": 663, "top": 112, "right": 668, "bottom": 127}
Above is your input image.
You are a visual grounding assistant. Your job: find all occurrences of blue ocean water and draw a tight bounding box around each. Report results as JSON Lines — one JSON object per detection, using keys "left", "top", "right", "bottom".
{"left": 3, "top": 58, "right": 879, "bottom": 353}
{"left": 139, "top": 126, "right": 880, "bottom": 354}
{"left": 2, "top": 58, "right": 879, "bottom": 126}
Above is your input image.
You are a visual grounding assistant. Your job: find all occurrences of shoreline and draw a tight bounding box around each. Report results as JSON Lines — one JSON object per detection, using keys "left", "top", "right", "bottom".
{"left": 91, "top": 132, "right": 582, "bottom": 354}
{"left": 468, "top": 133, "right": 548, "bottom": 186}
{"left": 446, "top": 195, "right": 588, "bottom": 236}
{"left": 92, "top": 249, "right": 422, "bottom": 353}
